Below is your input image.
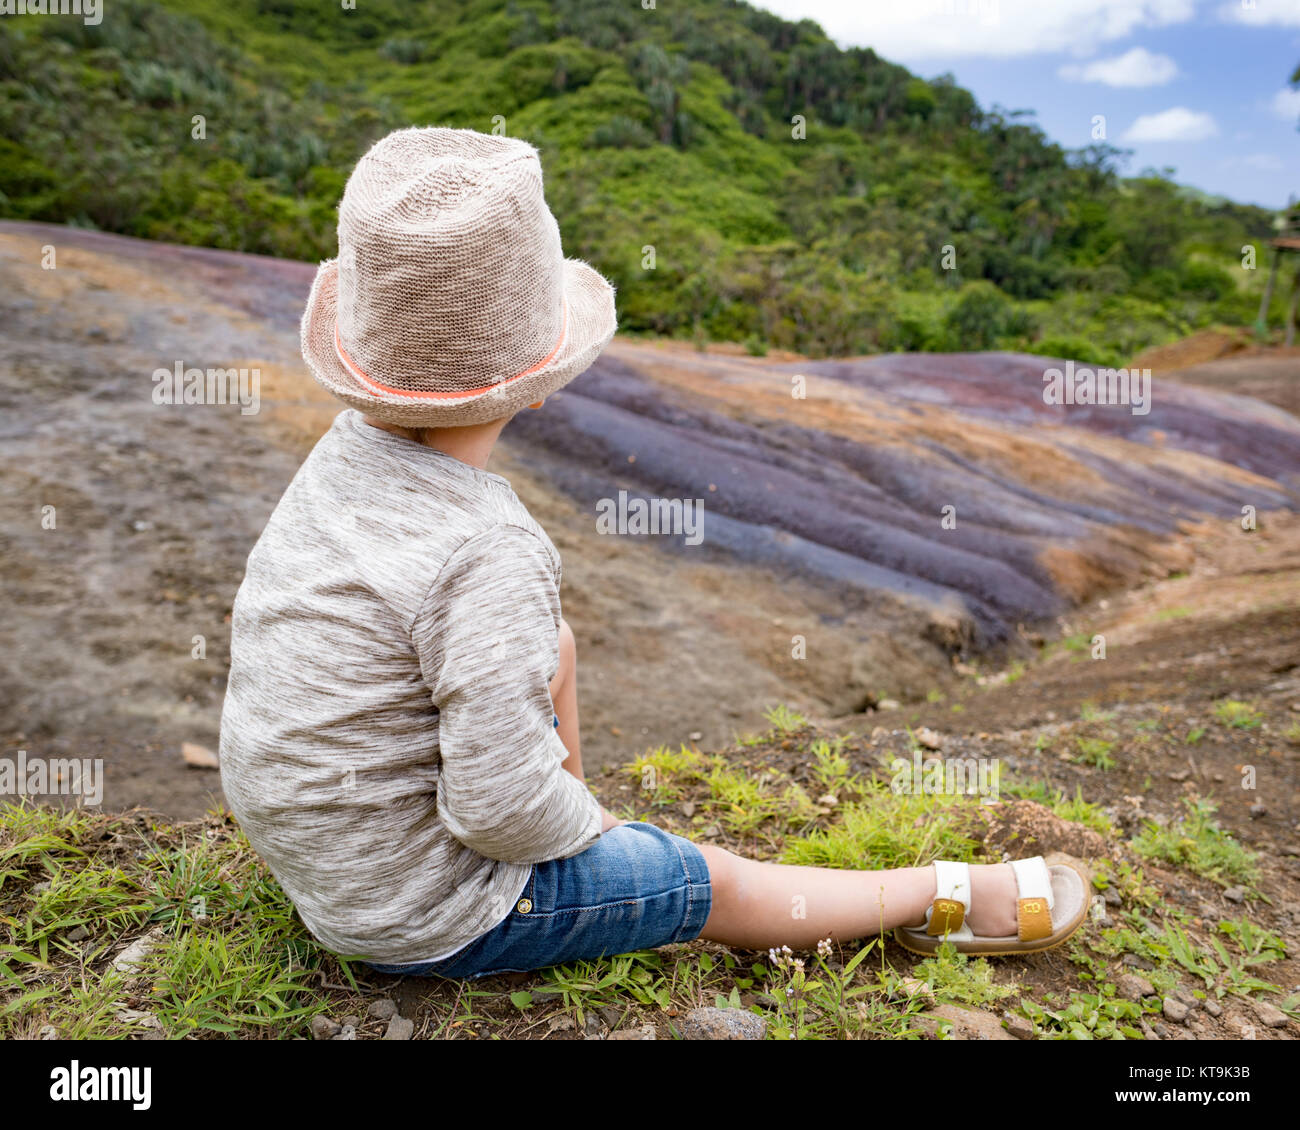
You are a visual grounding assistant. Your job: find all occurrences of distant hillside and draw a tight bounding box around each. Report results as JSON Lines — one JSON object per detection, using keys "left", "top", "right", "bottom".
{"left": 0, "top": 0, "right": 1282, "bottom": 362}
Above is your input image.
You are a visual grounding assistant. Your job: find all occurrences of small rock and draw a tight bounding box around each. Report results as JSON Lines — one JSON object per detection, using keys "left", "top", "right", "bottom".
{"left": 66, "top": 925, "right": 90, "bottom": 942}
{"left": 383, "top": 1016, "right": 415, "bottom": 1040}
{"left": 679, "top": 801, "right": 696, "bottom": 818}
{"left": 915, "top": 1005, "right": 1016, "bottom": 1041}
{"left": 1249, "top": 803, "right": 1267, "bottom": 819}
{"left": 1139, "top": 1021, "right": 1160, "bottom": 1040}
{"left": 608, "top": 1023, "right": 657, "bottom": 1040}
{"left": 1123, "top": 953, "right": 1154, "bottom": 970}
{"left": 112, "top": 930, "right": 162, "bottom": 973}
{"left": 1103, "top": 887, "right": 1122, "bottom": 908}
{"left": 1205, "top": 1001, "right": 1223, "bottom": 1018}
{"left": 1153, "top": 1021, "right": 1172, "bottom": 1038}
{"left": 877, "top": 699, "right": 900, "bottom": 712}
{"left": 545, "top": 1014, "right": 575, "bottom": 1034}
{"left": 181, "top": 741, "right": 219, "bottom": 770}
{"left": 914, "top": 727, "right": 943, "bottom": 751}
{"left": 1003, "top": 1013, "right": 1035, "bottom": 1040}
{"left": 38, "top": 1024, "right": 60, "bottom": 1040}
{"left": 367, "top": 998, "right": 398, "bottom": 1021}
{"left": 1162, "top": 998, "right": 1189, "bottom": 1024}
{"left": 1254, "top": 1002, "right": 1289, "bottom": 1029}
{"left": 339, "top": 1015, "right": 361, "bottom": 1030}
{"left": 688, "top": 731, "right": 703, "bottom": 742}
{"left": 679, "top": 1007, "right": 768, "bottom": 1040}
{"left": 1167, "top": 769, "right": 1190, "bottom": 782}
{"left": 331, "top": 1025, "right": 357, "bottom": 1041}
{"left": 1223, "top": 886, "right": 1246, "bottom": 903}
{"left": 1116, "top": 974, "right": 1155, "bottom": 1002}
{"left": 1173, "top": 988, "right": 1199, "bottom": 1008}
{"left": 310, "top": 1015, "right": 341, "bottom": 1040}
{"left": 583, "top": 1013, "right": 607, "bottom": 1040}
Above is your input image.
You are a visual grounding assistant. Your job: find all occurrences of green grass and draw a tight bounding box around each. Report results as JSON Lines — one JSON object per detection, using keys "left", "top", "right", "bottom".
{"left": 1018, "top": 987, "right": 1147, "bottom": 1040}
{"left": 763, "top": 704, "right": 809, "bottom": 734}
{"left": 909, "top": 943, "right": 1015, "bottom": 1008}
{"left": 1004, "top": 781, "right": 1114, "bottom": 836}
{"left": 1, "top": 714, "right": 1280, "bottom": 1041}
{"left": 1212, "top": 700, "right": 1263, "bottom": 730}
{"left": 0, "top": 804, "right": 339, "bottom": 1038}
{"left": 1130, "top": 797, "right": 1259, "bottom": 887}
{"left": 1073, "top": 737, "right": 1117, "bottom": 770}
{"left": 778, "top": 782, "right": 981, "bottom": 871}
{"left": 1079, "top": 701, "right": 1116, "bottom": 723}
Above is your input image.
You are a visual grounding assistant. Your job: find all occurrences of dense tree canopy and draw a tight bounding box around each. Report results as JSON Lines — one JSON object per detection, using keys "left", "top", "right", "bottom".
{"left": 0, "top": 0, "right": 1284, "bottom": 362}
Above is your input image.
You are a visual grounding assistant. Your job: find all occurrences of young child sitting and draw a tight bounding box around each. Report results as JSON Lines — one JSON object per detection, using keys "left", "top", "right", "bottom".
{"left": 218, "top": 127, "right": 1087, "bottom": 980}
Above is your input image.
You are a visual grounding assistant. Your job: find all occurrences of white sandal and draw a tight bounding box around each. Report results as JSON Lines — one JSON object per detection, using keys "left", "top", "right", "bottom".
{"left": 894, "top": 856, "right": 1089, "bottom": 956}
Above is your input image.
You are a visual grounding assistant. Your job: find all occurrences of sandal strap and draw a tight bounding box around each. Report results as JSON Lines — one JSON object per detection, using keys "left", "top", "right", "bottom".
{"left": 926, "top": 860, "right": 971, "bottom": 937}
{"left": 1010, "top": 856, "right": 1054, "bottom": 942}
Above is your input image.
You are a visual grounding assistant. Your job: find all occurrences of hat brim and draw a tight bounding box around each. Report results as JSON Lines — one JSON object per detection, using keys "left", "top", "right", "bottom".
{"left": 300, "top": 257, "right": 616, "bottom": 428}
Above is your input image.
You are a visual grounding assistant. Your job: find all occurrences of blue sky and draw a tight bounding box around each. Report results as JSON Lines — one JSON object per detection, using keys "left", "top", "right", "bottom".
{"left": 754, "top": 1, "right": 1299, "bottom": 210}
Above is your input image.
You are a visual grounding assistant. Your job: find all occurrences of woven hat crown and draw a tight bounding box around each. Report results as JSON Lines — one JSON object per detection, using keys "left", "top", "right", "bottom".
{"left": 334, "top": 128, "right": 567, "bottom": 395}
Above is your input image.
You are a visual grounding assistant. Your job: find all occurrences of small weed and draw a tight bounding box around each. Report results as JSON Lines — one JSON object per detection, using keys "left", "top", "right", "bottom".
{"left": 1131, "top": 797, "right": 1259, "bottom": 886}
{"left": 910, "top": 943, "right": 1015, "bottom": 1007}
{"left": 758, "top": 939, "right": 911, "bottom": 1039}
{"left": 780, "top": 783, "right": 980, "bottom": 871}
{"left": 1074, "top": 737, "right": 1116, "bottom": 770}
{"left": 809, "top": 739, "right": 854, "bottom": 796}
{"left": 1216, "top": 918, "right": 1285, "bottom": 963}
{"left": 763, "top": 704, "right": 808, "bottom": 734}
{"left": 1003, "top": 781, "right": 1114, "bottom": 836}
{"left": 1213, "top": 700, "right": 1262, "bottom": 730}
{"left": 1019, "top": 988, "right": 1145, "bottom": 1040}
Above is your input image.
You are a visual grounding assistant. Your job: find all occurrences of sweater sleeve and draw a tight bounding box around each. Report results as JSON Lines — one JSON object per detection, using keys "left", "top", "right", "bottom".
{"left": 411, "top": 523, "right": 602, "bottom": 865}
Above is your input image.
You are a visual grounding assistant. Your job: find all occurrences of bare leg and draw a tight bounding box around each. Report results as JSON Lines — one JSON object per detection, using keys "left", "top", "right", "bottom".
{"left": 694, "top": 844, "right": 1020, "bottom": 949}
{"left": 551, "top": 620, "right": 1018, "bottom": 947}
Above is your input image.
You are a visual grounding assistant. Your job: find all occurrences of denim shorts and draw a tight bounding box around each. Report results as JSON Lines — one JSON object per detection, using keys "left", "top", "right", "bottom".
{"left": 365, "top": 822, "right": 712, "bottom": 980}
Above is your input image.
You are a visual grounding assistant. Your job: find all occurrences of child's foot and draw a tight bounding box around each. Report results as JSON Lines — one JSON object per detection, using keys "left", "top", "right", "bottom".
{"left": 895, "top": 855, "right": 1091, "bottom": 956}
{"left": 965, "top": 863, "right": 1019, "bottom": 936}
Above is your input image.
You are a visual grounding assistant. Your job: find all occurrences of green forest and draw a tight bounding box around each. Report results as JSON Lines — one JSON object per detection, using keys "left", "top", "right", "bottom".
{"left": 0, "top": 0, "right": 1291, "bottom": 363}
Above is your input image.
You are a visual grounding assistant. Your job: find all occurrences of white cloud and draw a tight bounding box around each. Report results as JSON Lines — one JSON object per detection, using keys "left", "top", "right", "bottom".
{"left": 752, "top": 0, "right": 1196, "bottom": 61}
{"left": 1123, "top": 106, "right": 1219, "bottom": 141}
{"left": 1218, "top": 0, "right": 1300, "bottom": 28}
{"left": 1059, "top": 47, "right": 1179, "bottom": 86}
{"left": 1269, "top": 86, "right": 1300, "bottom": 119}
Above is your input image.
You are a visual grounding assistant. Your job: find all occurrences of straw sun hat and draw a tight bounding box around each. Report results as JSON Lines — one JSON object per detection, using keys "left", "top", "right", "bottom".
{"left": 300, "top": 127, "right": 617, "bottom": 428}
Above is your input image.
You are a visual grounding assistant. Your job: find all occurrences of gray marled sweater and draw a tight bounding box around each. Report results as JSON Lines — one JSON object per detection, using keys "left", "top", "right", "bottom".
{"left": 218, "top": 410, "right": 602, "bottom": 964}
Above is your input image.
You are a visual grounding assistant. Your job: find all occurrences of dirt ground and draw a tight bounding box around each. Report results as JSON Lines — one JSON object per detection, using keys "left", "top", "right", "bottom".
{"left": 1, "top": 221, "right": 1297, "bottom": 824}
